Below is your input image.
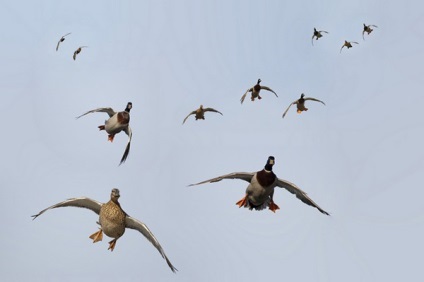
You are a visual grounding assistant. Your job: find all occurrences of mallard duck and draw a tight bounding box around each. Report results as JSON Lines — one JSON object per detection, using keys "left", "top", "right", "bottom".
{"left": 189, "top": 156, "right": 329, "bottom": 215}
{"left": 240, "top": 79, "right": 278, "bottom": 104}
{"left": 340, "top": 40, "right": 359, "bottom": 53}
{"left": 56, "top": 32, "right": 71, "bottom": 51}
{"left": 282, "top": 93, "right": 325, "bottom": 118}
{"left": 73, "top": 46, "right": 88, "bottom": 60}
{"left": 76, "top": 102, "right": 132, "bottom": 165}
{"left": 32, "top": 188, "right": 177, "bottom": 273}
{"left": 182, "top": 105, "right": 223, "bottom": 124}
{"left": 312, "top": 28, "right": 328, "bottom": 45}
{"left": 362, "top": 23, "right": 378, "bottom": 40}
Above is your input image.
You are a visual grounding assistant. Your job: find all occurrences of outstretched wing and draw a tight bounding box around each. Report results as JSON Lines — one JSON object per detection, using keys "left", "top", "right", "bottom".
{"left": 311, "top": 34, "right": 315, "bottom": 46}
{"left": 351, "top": 41, "right": 359, "bottom": 45}
{"left": 340, "top": 45, "right": 345, "bottom": 53}
{"left": 125, "top": 216, "right": 177, "bottom": 273}
{"left": 182, "top": 110, "right": 196, "bottom": 124}
{"left": 260, "top": 86, "right": 278, "bottom": 97}
{"left": 119, "top": 126, "right": 132, "bottom": 165}
{"left": 240, "top": 88, "right": 252, "bottom": 104}
{"left": 76, "top": 107, "right": 116, "bottom": 119}
{"left": 362, "top": 30, "right": 366, "bottom": 40}
{"left": 320, "top": 30, "right": 329, "bottom": 34}
{"left": 56, "top": 40, "right": 61, "bottom": 51}
{"left": 204, "top": 108, "right": 223, "bottom": 116}
{"left": 304, "top": 97, "right": 326, "bottom": 105}
{"left": 32, "top": 197, "right": 103, "bottom": 220}
{"left": 189, "top": 172, "right": 254, "bottom": 186}
{"left": 275, "top": 178, "right": 329, "bottom": 215}
{"left": 282, "top": 100, "right": 297, "bottom": 118}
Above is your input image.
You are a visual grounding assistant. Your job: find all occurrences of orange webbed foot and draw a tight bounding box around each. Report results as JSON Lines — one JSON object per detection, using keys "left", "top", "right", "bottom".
{"left": 108, "top": 134, "right": 115, "bottom": 142}
{"left": 89, "top": 229, "right": 103, "bottom": 243}
{"left": 98, "top": 125, "right": 105, "bottom": 131}
{"left": 236, "top": 195, "right": 248, "bottom": 208}
{"left": 108, "top": 239, "right": 117, "bottom": 251}
{"left": 269, "top": 201, "right": 280, "bottom": 213}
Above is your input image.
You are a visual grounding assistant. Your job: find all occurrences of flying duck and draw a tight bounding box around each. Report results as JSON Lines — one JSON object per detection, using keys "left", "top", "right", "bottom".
{"left": 73, "top": 46, "right": 88, "bottom": 60}
{"left": 340, "top": 40, "right": 359, "bottom": 53}
{"left": 362, "top": 23, "right": 378, "bottom": 40}
{"left": 189, "top": 156, "right": 329, "bottom": 215}
{"left": 56, "top": 32, "right": 71, "bottom": 51}
{"left": 282, "top": 93, "right": 325, "bottom": 118}
{"left": 182, "top": 105, "right": 223, "bottom": 124}
{"left": 76, "top": 102, "right": 132, "bottom": 165}
{"left": 240, "top": 79, "right": 278, "bottom": 104}
{"left": 32, "top": 188, "right": 177, "bottom": 273}
{"left": 312, "top": 28, "right": 329, "bottom": 45}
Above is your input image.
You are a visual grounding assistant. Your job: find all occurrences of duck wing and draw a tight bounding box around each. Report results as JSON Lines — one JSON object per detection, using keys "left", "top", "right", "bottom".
{"left": 32, "top": 197, "right": 103, "bottom": 220}
{"left": 125, "top": 216, "right": 178, "bottom": 273}
{"left": 182, "top": 110, "right": 197, "bottom": 124}
{"left": 76, "top": 107, "right": 116, "bottom": 119}
{"left": 204, "top": 108, "right": 223, "bottom": 116}
{"left": 119, "top": 126, "right": 132, "bottom": 165}
{"left": 304, "top": 97, "right": 326, "bottom": 105}
{"left": 275, "top": 178, "right": 329, "bottom": 215}
{"left": 189, "top": 172, "right": 255, "bottom": 186}
{"left": 282, "top": 100, "right": 297, "bottom": 118}
{"left": 260, "top": 86, "right": 278, "bottom": 97}
{"left": 240, "top": 88, "right": 252, "bottom": 104}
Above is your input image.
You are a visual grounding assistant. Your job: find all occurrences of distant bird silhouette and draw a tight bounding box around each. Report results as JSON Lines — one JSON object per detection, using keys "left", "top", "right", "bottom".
{"left": 182, "top": 105, "right": 223, "bottom": 124}
{"left": 32, "top": 188, "right": 177, "bottom": 273}
{"left": 73, "top": 46, "right": 88, "bottom": 60}
{"left": 312, "top": 28, "right": 328, "bottom": 45}
{"left": 282, "top": 93, "right": 325, "bottom": 118}
{"left": 56, "top": 33, "right": 71, "bottom": 51}
{"left": 340, "top": 40, "right": 359, "bottom": 53}
{"left": 241, "top": 79, "right": 278, "bottom": 104}
{"left": 363, "top": 23, "right": 378, "bottom": 40}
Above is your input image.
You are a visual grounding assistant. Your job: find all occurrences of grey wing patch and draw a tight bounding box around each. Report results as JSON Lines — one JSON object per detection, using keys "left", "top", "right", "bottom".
{"left": 31, "top": 197, "right": 103, "bottom": 220}
{"left": 76, "top": 107, "right": 116, "bottom": 119}
{"left": 125, "top": 216, "right": 177, "bottom": 273}
{"left": 260, "top": 86, "right": 278, "bottom": 97}
{"left": 275, "top": 178, "right": 329, "bottom": 215}
{"left": 204, "top": 108, "right": 223, "bottom": 116}
{"left": 182, "top": 110, "right": 197, "bottom": 124}
{"left": 189, "top": 172, "right": 255, "bottom": 186}
{"left": 282, "top": 101, "right": 297, "bottom": 118}
{"left": 304, "top": 97, "right": 326, "bottom": 105}
{"left": 119, "top": 126, "right": 132, "bottom": 165}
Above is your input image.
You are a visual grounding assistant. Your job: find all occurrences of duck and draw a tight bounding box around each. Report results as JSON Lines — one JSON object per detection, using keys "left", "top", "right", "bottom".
{"left": 312, "top": 28, "right": 328, "bottom": 45}
{"left": 189, "top": 156, "right": 329, "bottom": 215}
{"left": 32, "top": 188, "right": 177, "bottom": 273}
{"left": 56, "top": 32, "right": 71, "bottom": 51}
{"left": 182, "top": 105, "right": 223, "bottom": 124}
{"left": 362, "top": 23, "right": 378, "bottom": 40}
{"left": 73, "top": 46, "right": 88, "bottom": 60}
{"left": 240, "top": 79, "right": 278, "bottom": 104}
{"left": 340, "top": 40, "right": 359, "bottom": 53}
{"left": 76, "top": 102, "right": 132, "bottom": 165}
{"left": 282, "top": 93, "right": 325, "bottom": 118}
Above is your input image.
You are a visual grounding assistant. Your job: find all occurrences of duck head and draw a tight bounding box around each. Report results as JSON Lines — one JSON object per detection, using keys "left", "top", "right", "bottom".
{"left": 257, "top": 78, "right": 262, "bottom": 85}
{"left": 125, "top": 102, "right": 133, "bottom": 112}
{"left": 111, "top": 188, "right": 121, "bottom": 202}
{"left": 264, "top": 156, "right": 275, "bottom": 172}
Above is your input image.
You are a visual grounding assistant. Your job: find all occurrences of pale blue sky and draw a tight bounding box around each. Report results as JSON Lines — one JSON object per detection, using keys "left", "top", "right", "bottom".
{"left": 1, "top": 0, "right": 424, "bottom": 281}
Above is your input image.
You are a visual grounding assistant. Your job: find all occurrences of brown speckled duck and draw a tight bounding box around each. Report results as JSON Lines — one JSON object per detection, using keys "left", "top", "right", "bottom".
{"left": 282, "top": 93, "right": 325, "bottom": 118}
{"left": 182, "top": 105, "right": 223, "bottom": 124}
{"left": 73, "top": 46, "right": 88, "bottom": 60}
{"left": 240, "top": 79, "right": 278, "bottom": 104}
{"left": 189, "top": 156, "right": 329, "bottom": 215}
{"left": 76, "top": 102, "right": 132, "bottom": 165}
{"left": 56, "top": 32, "right": 71, "bottom": 51}
{"left": 32, "top": 188, "right": 177, "bottom": 273}
{"left": 312, "top": 28, "right": 328, "bottom": 45}
{"left": 363, "top": 23, "right": 378, "bottom": 40}
{"left": 340, "top": 40, "right": 359, "bottom": 53}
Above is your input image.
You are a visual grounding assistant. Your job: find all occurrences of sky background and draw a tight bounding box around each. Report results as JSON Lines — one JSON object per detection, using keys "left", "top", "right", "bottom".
{"left": 1, "top": 0, "right": 424, "bottom": 281}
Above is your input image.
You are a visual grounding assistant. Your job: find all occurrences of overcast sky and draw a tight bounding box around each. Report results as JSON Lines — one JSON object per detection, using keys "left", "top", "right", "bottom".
{"left": 1, "top": 0, "right": 424, "bottom": 281}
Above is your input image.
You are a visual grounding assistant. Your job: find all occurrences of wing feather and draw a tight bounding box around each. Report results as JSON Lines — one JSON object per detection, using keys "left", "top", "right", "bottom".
{"left": 203, "top": 108, "right": 223, "bottom": 116}
{"left": 304, "top": 97, "right": 326, "bottom": 105}
{"left": 282, "top": 101, "right": 297, "bottom": 118}
{"left": 182, "top": 111, "right": 196, "bottom": 124}
{"left": 260, "top": 86, "right": 278, "bottom": 97}
{"left": 32, "top": 197, "right": 103, "bottom": 220}
{"left": 119, "top": 126, "right": 132, "bottom": 165}
{"left": 189, "top": 172, "right": 254, "bottom": 186}
{"left": 76, "top": 107, "right": 116, "bottom": 119}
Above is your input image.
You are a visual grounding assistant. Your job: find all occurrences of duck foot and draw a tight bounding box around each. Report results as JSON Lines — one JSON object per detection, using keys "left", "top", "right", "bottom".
{"left": 269, "top": 201, "right": 280, "bottom": 213}
{"left": 108, "top": 239, "right": 117, "bottom": 251}
{"left": 89, "top": 228, "right": 103, "bottom": 243}
{"left": 236, "top": 194, "right": 248, "bottom": 208}
{"left": 98, "top": 125, "right": 105, "bottom": 131}
{"left": 108, "top": 134, "right": 115, "bottom": 142}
